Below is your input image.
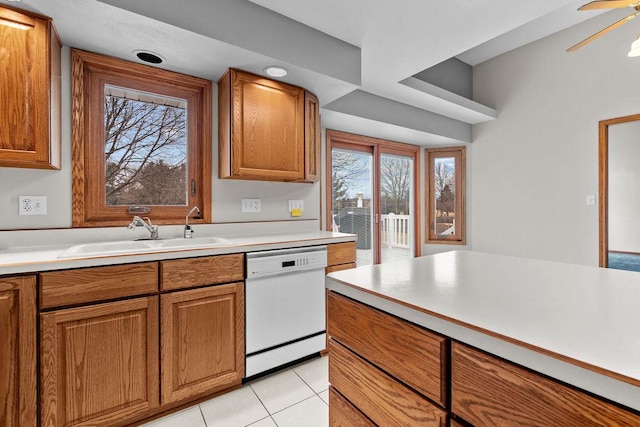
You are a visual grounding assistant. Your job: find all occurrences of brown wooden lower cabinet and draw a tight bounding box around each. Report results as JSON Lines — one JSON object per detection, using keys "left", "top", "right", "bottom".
{"left": 451, "top": 342, "right": 640, "bottom": 427}
{"left": 0, "top": 275, "right": 37, "bottom": 427}
{"left": 161, "top": 282, "right": 244, "bottom": 404}
{"left": 40, "top": 296, "right": 159, "bottom": 427}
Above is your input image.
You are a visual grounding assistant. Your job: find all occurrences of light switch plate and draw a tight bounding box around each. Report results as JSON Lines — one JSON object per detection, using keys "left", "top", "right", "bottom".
{"left": 19, "top": 196, "right": 47, "bottom": 215}
{"left": 242, "top": 198, "right": 261, "bottom": 213}
{"left": 288, "top": 200, "right": 304, "bottom": 213}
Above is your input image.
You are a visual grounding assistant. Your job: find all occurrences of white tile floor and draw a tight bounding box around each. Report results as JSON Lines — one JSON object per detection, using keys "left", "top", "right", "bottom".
{"left": 140, "top": 355, "right": 329, "bottom": 427}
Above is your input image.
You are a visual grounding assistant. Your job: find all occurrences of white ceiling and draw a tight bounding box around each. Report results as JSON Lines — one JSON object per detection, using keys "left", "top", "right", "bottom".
{"left": 4, "top": 0, "right": 610, "bottom": 143}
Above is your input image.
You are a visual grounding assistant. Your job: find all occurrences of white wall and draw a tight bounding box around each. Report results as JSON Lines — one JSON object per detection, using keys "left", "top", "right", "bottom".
{"left": 608, "top": 121, "right": 640, "bottom": 253}
{"left": 0, "top": 47, "right": 320, "bottom": 231}
{"left": 471, "top": 11, "right": 640, "bottom": 265}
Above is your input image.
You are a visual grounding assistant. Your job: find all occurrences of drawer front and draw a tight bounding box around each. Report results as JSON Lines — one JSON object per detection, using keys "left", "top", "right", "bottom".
{"left": 328, "top": 292, "right": 448, "bottom": 406}
{"left": 329, "top": 386, "right": 375, "bottom": 427}
{"left": 451, "top": 342, "right": 640, "bottom": 427}
{"left": 40, "top": 263, "right": 158, "bottom": 309}
{"left": 327, "top": 242, "right": 356, "bottom": 266}
{"left": 326, "top": 263, "right": 356, "bottom": 274}
{"left": 329, "top": 340, "right": 447, "bottom": 427}
{"left": 160, "top": 253, "right": 244, "bottom": 291}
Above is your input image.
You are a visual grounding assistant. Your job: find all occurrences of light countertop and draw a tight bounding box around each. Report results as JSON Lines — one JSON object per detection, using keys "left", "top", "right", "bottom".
{"left": 0, "top": 229, "right": 356, "bottom": 275}
{"left": 326, "top": 250, "right": 640, "bottom": 411}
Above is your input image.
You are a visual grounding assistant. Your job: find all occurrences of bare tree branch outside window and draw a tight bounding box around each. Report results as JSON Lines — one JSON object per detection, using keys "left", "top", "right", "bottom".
{"left": 331, "top": 149, "right": 370, "bottom": 213}
{"left": 104, "top": 87, "right": 188, "bottom": 206}
{"left": 380, "top": 155, "right": 411, "bottom": 214}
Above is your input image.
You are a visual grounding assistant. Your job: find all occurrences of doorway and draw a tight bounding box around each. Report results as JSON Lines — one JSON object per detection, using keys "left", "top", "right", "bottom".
{"left": 599, "top": 113, "right": 640, "bottom": 272}
{"left": 326, "top": 130, "right": 421, "bottom": 265}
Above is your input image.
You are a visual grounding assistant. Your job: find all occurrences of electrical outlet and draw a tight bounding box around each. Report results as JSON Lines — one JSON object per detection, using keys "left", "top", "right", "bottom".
{"left": 19, "top": 196, "right": 47, "bottom": 215}
{"left": 242, "top": 198, "right": 261, "bottom": 213}
{"left": 586, "top": 195, "right": 595, "bottom": 205}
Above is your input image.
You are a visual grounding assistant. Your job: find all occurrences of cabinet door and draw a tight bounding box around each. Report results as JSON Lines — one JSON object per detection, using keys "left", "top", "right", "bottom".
{"left": 41, "top": 297, "right": 159, "bottom": 427}
{"left": 0, "top": 7, "right": 61, "bottom": 169}
{"left": 303, "top": 91, "right": 321, "bottom": 182}
{"left": 228, "top": 69, "right": 305, "bottom": 181}
{"left": 161, "top": 282, "right": 244, "bottom": 404}
{"left": 0, "top": 276, "right": 36, "bottom": 427}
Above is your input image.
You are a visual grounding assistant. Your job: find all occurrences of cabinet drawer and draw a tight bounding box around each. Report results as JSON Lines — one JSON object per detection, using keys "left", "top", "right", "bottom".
{"left": 327, "top": 242, "right": 356, "bottom": 266}
{"left": 451, "top": 342, "right": 640, "bottom": 426}
{"left": 160, "top": 254, "right": 244, "bottom": 291}
{"left": 328, "top": 292, "right": 448, "bottom": 407}
{"left": 329, "top": 386, "right": 374, "bottom": 427}
{"left": 40, "top": 263, "right": 158, "bottom": 309}
{"left": 329, "top": 340, "right": 447, "bottom": 426}
{"left": 326, "top": 263, "right": 356, "bottom": 274}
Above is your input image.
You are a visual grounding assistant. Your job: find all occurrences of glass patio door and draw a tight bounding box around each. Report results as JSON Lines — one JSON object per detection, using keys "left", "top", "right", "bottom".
{"left": 328, "top": 131, "right": 420, "bottom": 266}
{"left": 330, "top": 146, "right": 375, "bottom": 266}
{"left": 379, "top": 152, "right": 414, "bottom": 264}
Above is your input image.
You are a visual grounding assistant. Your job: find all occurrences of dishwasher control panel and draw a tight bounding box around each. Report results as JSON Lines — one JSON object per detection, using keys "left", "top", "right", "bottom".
{"left": 246, "top": 246, "right": 328, "bottom": 278}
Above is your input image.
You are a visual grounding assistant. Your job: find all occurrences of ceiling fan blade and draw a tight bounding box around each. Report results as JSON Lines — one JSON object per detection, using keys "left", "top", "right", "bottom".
{"left": 579, "top": 0, "right": 639, "bottom": 10}
{"left": 567, "top": 11, "right": 639, "bottom": 51}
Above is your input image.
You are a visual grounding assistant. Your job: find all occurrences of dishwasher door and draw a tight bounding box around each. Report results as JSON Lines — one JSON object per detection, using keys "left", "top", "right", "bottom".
{"left": 245, "top": 246, "right": 327, "bottom": 377}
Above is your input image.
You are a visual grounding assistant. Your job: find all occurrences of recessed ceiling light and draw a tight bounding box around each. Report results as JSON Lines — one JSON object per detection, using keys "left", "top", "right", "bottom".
{"left": 264, "top": 66, "right": 288, "bottom": 78}
{"left": 7, "top": 0, "right": 22, "bottom": 2}
{"left": 133, "top": 49, "right": 165, "bottom": 65}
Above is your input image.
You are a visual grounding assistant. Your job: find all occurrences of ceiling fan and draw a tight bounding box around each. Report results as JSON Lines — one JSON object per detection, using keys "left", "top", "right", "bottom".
{"left": 567, "top": 0, "right": 640, "bottom": 53}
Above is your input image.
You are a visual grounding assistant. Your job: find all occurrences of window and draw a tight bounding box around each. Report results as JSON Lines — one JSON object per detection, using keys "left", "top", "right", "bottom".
{"left": 425, "top": 146, "right": 465, "bottom": 244}
{"left": 71, "top": 49, "right": 211, "bottom": 227}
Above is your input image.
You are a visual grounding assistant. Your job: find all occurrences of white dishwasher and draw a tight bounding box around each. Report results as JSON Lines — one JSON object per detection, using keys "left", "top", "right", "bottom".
{"left": 245, "top": 245, "right": 328, "bottom": 377}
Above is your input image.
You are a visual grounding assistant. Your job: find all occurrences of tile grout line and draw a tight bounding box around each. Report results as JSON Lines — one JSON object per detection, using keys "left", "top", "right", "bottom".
{"left": 197, "top": 404, "right": 208, "bottom": 427}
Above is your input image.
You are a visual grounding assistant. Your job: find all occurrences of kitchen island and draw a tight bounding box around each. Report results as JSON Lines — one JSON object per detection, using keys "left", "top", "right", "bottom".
{"left": 326, "top": 250, "right": 640, "bottom": 426}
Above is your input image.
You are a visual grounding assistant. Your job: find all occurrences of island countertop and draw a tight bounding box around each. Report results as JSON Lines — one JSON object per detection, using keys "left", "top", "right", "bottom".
{"left": 326, "top": 250, "right": 640, "bottom": 412}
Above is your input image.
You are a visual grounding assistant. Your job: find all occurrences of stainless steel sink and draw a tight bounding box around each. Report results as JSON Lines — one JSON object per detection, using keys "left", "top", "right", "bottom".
{"left": 57, "top": 236, "right": 234, "bottom": 258}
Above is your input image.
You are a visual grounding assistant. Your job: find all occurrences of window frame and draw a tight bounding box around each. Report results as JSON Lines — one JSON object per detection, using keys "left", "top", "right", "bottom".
{"left": 425, "top": 146, "right": 466, "bottom": 244}
{"left": 71, "top": 49, "right": 211, "bottom": 227}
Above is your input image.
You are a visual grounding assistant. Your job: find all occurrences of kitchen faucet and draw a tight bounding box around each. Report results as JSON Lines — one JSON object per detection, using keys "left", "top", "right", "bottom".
{"left": 128, "top": 216, "right": 159, "bottom": 239}
{"left": 184, "top": 206, "right": 200, "bottom": 239}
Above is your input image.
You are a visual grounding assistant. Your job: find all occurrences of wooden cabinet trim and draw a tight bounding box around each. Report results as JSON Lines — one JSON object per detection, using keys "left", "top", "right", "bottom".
{"left": 40, "top": 296, "right": 160, "bottom": 427}
{"left": 160, "top": 254, "right": 244, "bottom": 291}
{"left": 328, "top": 292, "right": 448, "bottom": 407}
{"left": 40, "top": 262, "right": 158, "bottom": 309}
{"left": 451, "top": 342, "right": 640, "bottom": 426}
{"left": 0, "top": 276, "right": 37, "bottom": 427}
{"left": 160, "top": 282, "right": 244, "bottom": 404}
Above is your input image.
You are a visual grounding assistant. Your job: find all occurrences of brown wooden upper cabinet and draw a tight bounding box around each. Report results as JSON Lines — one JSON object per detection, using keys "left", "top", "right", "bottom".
{"left": 0, "top": 6, "right": 61, "bottom": 169}
{"left": 218, "top": 68, "right": 320, "bottom": 182}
